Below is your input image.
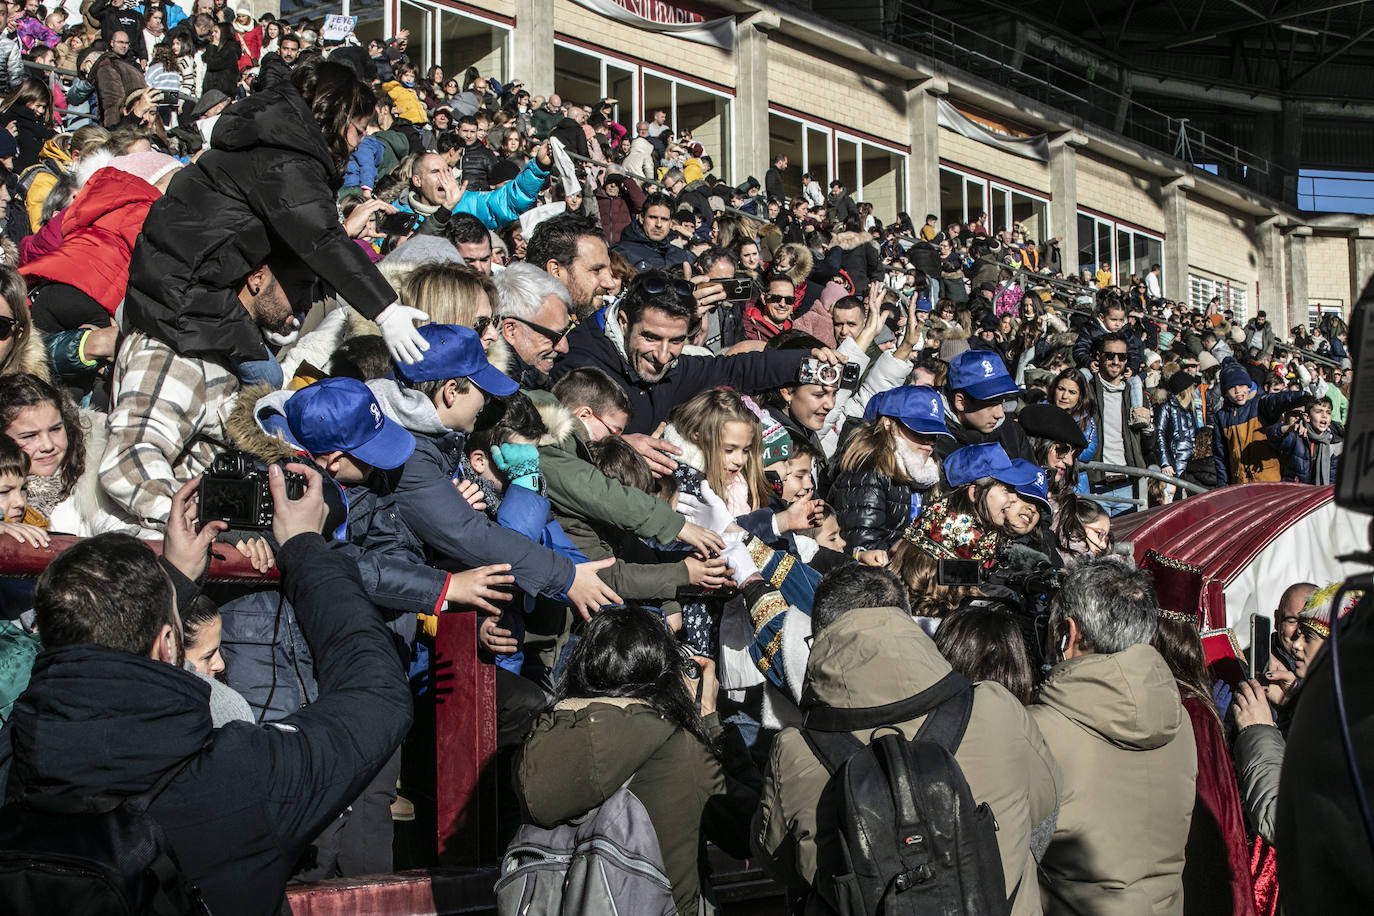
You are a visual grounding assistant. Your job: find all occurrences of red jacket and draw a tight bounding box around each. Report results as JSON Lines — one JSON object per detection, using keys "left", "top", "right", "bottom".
{"left": 21, "top": 167, "right": 161, "bottom": 315}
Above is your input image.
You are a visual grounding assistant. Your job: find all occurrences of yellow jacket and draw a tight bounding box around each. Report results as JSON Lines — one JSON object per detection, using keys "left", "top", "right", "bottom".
{"left": 383, "top": 81, "right": 428, "bottom": 126}
{"left": 26, "top": 136, "right": 71, "bottom": 233}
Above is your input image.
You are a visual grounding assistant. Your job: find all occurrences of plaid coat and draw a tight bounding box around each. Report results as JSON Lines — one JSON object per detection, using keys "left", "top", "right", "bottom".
{"left": 99, "top": 331, "right": 238, "bottom": 530}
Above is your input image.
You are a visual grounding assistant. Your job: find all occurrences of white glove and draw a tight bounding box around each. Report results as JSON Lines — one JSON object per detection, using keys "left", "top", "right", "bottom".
{"left": 685, "top": 479, "right": 735, "bottom": 535}
{"left": 376, "top": 302, "right": 430, "bottom": 364}
{"left": 721, "top": 540, "right": 761, "bottom": 587}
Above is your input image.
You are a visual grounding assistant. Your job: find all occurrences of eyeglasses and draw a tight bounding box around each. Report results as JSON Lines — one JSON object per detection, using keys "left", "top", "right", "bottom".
{"left": 1101, "top": 351, "right": 1128, "bottom": 362}
{"left": 503, "top": 312, "right": 576, "bottom": 345}
{"left": 1085, "top": 525, "right": 1111, "bottom": 544}
{"left": 471, "top": 315, "right": 492, "bottom": 337}
{"left": 589, "top": 410, "right": 624, "bottom": 436}
{"left": 0, "top": 315, "right": 18, "bottom": 340}
{"left": 639, "top": 274, "right": 695, "bottom": 301}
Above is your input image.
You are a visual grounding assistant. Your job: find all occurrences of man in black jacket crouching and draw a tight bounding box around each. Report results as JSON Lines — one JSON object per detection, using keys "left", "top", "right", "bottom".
{"left": 0, "top": 465, "right": 412, "bottom": 916}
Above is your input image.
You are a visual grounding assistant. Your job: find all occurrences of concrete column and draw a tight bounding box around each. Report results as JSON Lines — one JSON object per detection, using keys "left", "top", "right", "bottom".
{"left": 1258, "top": 216, "right": 1286, "bottom": 322}
{"left": 905, "top": 77, "right": 944, "bottom": 223}
{"left": 1161, "top": 175, "right": 1192, "bottom": 302}
{"left": 734, "top": 14, "right": 775, "bottom": 188}
{"left": 1284, "top": 226, "right": 1312, "bottom": 333}
{"left": 512, "top": 0, "right": 554, "bottom": 97}
{"left": 1048, "top": 131, "right": 1086, "bottom": 273}
{"left": 1348, "top": 234, "right": 1374, "bottom": 310}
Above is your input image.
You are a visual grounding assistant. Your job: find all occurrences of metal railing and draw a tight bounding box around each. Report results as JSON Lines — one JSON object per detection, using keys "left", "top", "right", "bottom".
{"left": 1081, "top": 460, "right": 1207, "bottom": 509}
{"left": 871, "top": 1, "right": 1271, "bottom": 178}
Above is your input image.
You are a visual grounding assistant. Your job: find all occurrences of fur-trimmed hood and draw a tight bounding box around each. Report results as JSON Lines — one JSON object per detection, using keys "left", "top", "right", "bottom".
{"left": 9, "top": 326, "right": 51, "bottom": 381}
{"left": 834, "top": 230, "right": 875, "bottom": 251}
{"left": 226, "top": 382, "right": 304, "bottom": 463}
{"left": 774, "top": 243, "right": 813, "bottom": 287}
{"left": 534, "top": 394, "right": 578, "bottom": 449}
{"left": 935, "top": 319, "right": 968, "bottom": 342}
{"left": 661, "top": 423, "right": 706, "bottom": 474}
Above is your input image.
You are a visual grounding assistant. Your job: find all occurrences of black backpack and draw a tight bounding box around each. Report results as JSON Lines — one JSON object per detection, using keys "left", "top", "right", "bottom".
{"left": 0, "top": 754, "right": 210, "bottom": 915}
{"left": 801, "top": 671, "right": 1011, "bottom": 916}
{"left": 4, "top": 160, "right": 60, "bottom": 246}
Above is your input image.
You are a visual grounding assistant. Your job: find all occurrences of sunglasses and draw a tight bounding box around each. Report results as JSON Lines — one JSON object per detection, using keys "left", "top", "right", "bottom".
{"left": 504, "top": 312, "right": 576, "bottom": 345}
{"left": 1101, "top": 351, "right": 1128, "bottom": 362}
{"left": 0, "top": 315, "right": 18, "bottom": 340}
{"left": 639, "top": 274, "right": 695, "bottom": 301}
{"left": 472, "top": 315, "right": 492, "bottom": 337}
{"left": 763, "top": 294, "right": 791, "bottom": 305}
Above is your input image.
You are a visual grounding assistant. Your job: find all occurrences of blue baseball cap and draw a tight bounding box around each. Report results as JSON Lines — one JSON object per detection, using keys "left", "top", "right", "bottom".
{"left": 1009, "top": 459, "right": 1052, "bottom": 513}
{"left": 864, "top": 385, "right": 952, "bottom": 438}
{"left": 394, "top": 324, "right": 519, "bottom": 396}
{"left": 944, "top": 442, "right": 1040, "bottom": 489}
{"left": 947, "top": 350, "right": 1019, "bottom": 401}
{"left": 285, "top": 377, "right": 415, "bottom": 470}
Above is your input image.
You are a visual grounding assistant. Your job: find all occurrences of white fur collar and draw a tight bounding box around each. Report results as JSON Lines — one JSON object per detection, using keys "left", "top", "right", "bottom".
{"left": 662, "top": 424, "right": 707, "bottom": 473}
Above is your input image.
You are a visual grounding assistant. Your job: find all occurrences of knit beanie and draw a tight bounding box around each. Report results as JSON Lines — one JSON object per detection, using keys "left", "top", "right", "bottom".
{"left": 1219, "top": 361, "right": 1250, "bottom": 391}
{"left": 110, "top": 151, "right": 182, "bottom": 189}
{"left": 1197, "top": 351, "right": 1220, "bottom": 373}
{"left": 760, "top": 413, "right": 793, "bottom": 467}
{"left": 1166, "top": 371, "right": 1196, "bottom": 396}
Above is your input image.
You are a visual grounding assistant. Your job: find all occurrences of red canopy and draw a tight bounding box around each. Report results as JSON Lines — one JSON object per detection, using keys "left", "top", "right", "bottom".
{"left": 1114, "top": 483, "right": 1335, "bottom": 629}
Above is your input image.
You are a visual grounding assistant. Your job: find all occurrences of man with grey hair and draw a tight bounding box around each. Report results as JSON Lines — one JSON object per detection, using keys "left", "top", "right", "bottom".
{"left": 1031, "top": 555, "right": 1197, "bottom": 914}
{"left": 752, "top": 564, "right": 1060, "bottom": 915}
{"left": 494, "top": 262, "right": 573, "bottom": 390}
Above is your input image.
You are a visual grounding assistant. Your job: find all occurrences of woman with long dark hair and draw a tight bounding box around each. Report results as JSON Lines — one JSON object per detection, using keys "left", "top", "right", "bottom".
{"left": 1050, "top": 368, "right": 1097, "bottom": 492}
{"left": 1151, "top": 611, "right": 1257, "bottom": 915}
{"left": 514, "top": 606, "right": 759, "bottom": 916}
{"left": 123, "top": 56, "right": 427, "bottom": 370}
{"left": 0, "top": 78, "right": 54, "bottom": 171}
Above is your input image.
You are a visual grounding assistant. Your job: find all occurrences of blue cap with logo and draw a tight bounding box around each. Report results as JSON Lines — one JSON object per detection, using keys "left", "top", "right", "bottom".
{"left": 394, "top": 324, "right": 519, "bottom": 396}
{"left": 948, "top": 350, "right": 1019, "bottom": 401}
{"left": 863, "top": 385, "right": 952, "bottom": 438}
{"left": 1010, "top": 458, "right": 1051, "bottom": 513}
{"left": 944, "top": 442, "right": 1040, "bottom": 489}
{"left": 286, "top": 377, "right": 416, "bottom": 470}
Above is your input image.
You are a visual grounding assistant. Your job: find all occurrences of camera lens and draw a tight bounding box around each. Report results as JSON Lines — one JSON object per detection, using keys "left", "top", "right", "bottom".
{"left": 817, "top": 364, "right": 839, "bottom": 386}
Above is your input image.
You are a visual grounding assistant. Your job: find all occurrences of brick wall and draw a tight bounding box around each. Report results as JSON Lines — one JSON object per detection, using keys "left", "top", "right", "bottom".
{"left": 1186, "top": 201, "right": 1260, "bottom": 289}
{"left": 551, "top": 0, "right": 735, "bottom": 87}
{"left": 937, "top": 128, "right": 1051, "bottom": 194}
{"left": 1307, "top": 235, "right": 1352, "bottom": 308}
{"left": 1076, "top": 152, "right": 1164, "bottom": 232}
{"left": 767, "top": 35, "right": 907, "bottom": 141}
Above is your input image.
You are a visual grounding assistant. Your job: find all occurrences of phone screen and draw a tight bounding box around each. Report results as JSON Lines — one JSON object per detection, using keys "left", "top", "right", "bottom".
{"left": 937, "top": 558, "right": 982, "bottom": 587}
{"left": 1250, "top": 614, "right": 1272, "bottom": 684}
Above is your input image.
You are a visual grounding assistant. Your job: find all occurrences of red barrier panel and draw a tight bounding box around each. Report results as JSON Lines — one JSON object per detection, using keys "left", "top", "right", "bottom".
{"left": 0, "top": 535, "right": 279, "bottom": 582}
{"left": 434, "top": 610, "right": 498, "bottom": 865}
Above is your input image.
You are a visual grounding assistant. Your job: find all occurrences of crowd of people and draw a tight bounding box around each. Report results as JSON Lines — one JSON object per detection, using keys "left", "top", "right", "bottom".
{"left": 0, "top": 7, "right": 1359, "bottom": 916}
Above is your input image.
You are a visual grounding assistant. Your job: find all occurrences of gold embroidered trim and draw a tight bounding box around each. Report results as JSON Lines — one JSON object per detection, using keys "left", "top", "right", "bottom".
{"left": 1299, "top": 618, "right": 1330, "bottom": 639}
{"left": 756, "top": 629, "right": 786, "bottom": 674}
{"left": 750, "top": 592, "right": 787, "bottom": 632}
{"left": 769, "top": 553, "right": 795, "bottom": 588}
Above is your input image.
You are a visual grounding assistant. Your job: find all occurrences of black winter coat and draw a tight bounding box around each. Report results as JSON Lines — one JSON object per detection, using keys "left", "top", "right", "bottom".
{"left": 200, "top": 37, "right": 240, "bottom": 98}
{"left": 125, "top": 56, "right": 395, "bottom": 362}
{"left": 553, "top": 310, "right": 810, "bottom": 435}
{"left": 612, "top": 219, "right": 695, "bottom": 272}
{"left": 460, "top": 139, "right": 497, "bottom": 191}
{"left": 829, "top": 467, "right": 921, "bottom": 551}
{"left": 4, "top": 105, "right": 53, "bottom": 173}
{"left": 0, "top": 535, "right": 411, "bottom": 916}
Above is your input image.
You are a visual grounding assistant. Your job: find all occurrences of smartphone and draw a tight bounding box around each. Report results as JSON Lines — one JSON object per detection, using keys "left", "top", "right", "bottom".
{"left": 377, "top": 211, "right": 415, "bottom": 235}
{"left": 937, "top": 558, "right": 983, "bottom": 587}
{"left": 722, "top": 274, "right": 756, "bottom": 303}
{"left": 1250, "top": 614, "right": 1272, "bottom": 685}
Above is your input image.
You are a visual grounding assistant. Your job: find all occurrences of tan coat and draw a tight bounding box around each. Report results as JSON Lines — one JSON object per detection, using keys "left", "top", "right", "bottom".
{"left": 1030, "top": 644, "right": 1198, "bottom": 915}
{"left": 751, "top": 605, "right": 1061, "bottom": 915}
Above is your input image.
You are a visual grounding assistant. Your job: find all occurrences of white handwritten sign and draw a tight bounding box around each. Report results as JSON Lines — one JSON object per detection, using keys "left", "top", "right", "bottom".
{"left": 322, "top": 14, "right": 357, "bottom": 41}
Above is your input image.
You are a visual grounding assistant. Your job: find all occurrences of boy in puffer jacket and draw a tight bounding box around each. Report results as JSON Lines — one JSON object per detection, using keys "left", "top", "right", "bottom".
{"left": 1272, "top": 395, "right": 1343, "bottom": 485}
{"left": 1211, "top": 358, "right": 1309, "bottom": 485}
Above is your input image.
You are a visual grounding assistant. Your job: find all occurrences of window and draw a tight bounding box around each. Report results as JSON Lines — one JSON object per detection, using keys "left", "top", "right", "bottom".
{"left": 387, "top": 1, "right": 509, "bottom": 78}
{"left": 1077, "top": 210, "right": 1163, "bottom": 287}
{"left": 770, "top": 110, "right": 908, "bottom": 221}
{"left": 940, "top": 166, "right": 1049, "bottom": 242}
{"left": 1189, "top": 274, "right": 1249, "bottom": 322}
{"left": 1309, "top": 299, "right": 1345, "bottom": 329}
{"left": 553, "top": 46, "right": 731, "bottom": 181}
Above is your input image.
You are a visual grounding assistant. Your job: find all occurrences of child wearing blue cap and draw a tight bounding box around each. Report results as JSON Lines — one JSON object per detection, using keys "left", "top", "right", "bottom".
{"left": 369, "top": 323, "right": 621, "bottom": 619}
{"left": 938, "top": 349, "right": 1037, "bottom": 464}
{"left": 830, "top": 385, "right": 951, "bottom": 559}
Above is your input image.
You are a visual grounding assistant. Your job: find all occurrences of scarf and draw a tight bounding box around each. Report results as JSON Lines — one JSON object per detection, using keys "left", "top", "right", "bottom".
{"left": 23, "top": 473, "right": 66, "bottom": 519}
{"left": 1307, "top": 424, "right": 1337, "bottom": 486}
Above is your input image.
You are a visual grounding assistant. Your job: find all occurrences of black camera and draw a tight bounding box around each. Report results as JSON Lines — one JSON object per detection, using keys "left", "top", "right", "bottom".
{"left": 198, "top": 451, "right": 306, "bottom": 531}
{"left": 797, "top": 358, "right": 860, "bottom": 390}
